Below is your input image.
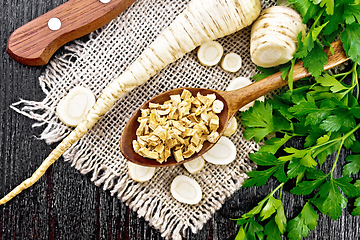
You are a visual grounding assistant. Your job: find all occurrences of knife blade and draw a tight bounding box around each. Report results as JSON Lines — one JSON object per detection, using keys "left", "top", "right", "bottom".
{"left": 7, "top": 0, "right": 137, "bottom": 66}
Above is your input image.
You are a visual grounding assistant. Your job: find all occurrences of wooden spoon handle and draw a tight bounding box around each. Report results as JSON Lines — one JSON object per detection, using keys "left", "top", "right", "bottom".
{"left": 223, "top": 40, "right": 349, "bottom": 115}
{"left": 7, "top": 0, "right": 137, "bottom": 66}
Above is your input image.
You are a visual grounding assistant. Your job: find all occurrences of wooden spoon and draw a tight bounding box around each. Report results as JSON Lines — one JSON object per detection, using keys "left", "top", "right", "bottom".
{"left": 120, "top": 40, "right": 349, "bottom": 167}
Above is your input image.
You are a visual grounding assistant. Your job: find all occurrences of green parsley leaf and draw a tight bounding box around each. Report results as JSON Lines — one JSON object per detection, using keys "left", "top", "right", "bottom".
{"left": 351, "top": 141, "right": 360, "bottom": 153}
{"left": 259, "top": 134, "right": 292, "bottom": 154}
{"left": 320, "top": 0, "right": 335, "bottom": 15}
{"left": 333, "top": 176, "right": 360, "bottom": 198}
{"left": 260, "top": 196, "right": 282, "bottom": 220}
{"left": 287, "top": 202, "right": 318, "bottom": 240}
{"left": 274, "top": 202, "right": 287, "bottom": 233}
{"left": 287, "top": 159, "right": 306, "bottom": 179}
{"left": 343, "top": 3, "right": 360, "bottom": 24}
{"left": 290, "top": 174, "right": 327, "bottom": 195}
{"left": 343, "top": 154, "right": 360, "bottom": 176}
{"left": 315, "top": 180, "right": 348, "bottom": 220}
{"left": 235, "top": 226, "right": 245, "bottom": 240}
{"left": 273, "top": 164, "right": 289, "bottom": 183}
{"left": 264, "top": 218, "right": 282, "bottom": 240}
{"left": 302, "top": 41, "right": 329, "bottom": 78}
{"left": 242, "top": 167, "right": 277, "bottom": 187}
{"left": 249, "top": 152, "right": 285, "bottom": 166}
{"left": 289, "top": 0, "right": 320, "bottom": 22}
{"left": 280, "top": 148, "right": 317, "bottom": 168}
{"left": 246, "top": 218, "right": 265, "bottom": 240}
{"left": 340, "top": 23, "right": 360, "bottom": 63}
{"left": 302, "top": 202, "right": 319, "bottom": 230}
{"left": 241, "top": 101, "right": 276, "bottom": 142}
{"left": 316, "top": 74, "right": 348, "bottom": 93}
{"left": 323, "top": 4, "right": 344, "bottom": 35}
{"left": 252, "top": 66, "right": 279, "bottom": 81}
{"left": 351, "top": 197, "right": 360, "bottom": 216}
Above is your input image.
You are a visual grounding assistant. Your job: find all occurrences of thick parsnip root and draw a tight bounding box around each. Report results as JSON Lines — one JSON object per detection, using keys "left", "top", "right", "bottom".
{"left": 250, "top": 6, "right": 306, "bottom": 68}
{"left": 0, "top": 0, "right": 261, "bottom": 205}
{"left": 197, "top": 41, "right": 224, "bottom": 66}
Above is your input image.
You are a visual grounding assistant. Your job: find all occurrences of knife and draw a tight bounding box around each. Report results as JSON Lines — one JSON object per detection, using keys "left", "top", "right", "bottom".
{"left": 7, "top": 0, "right": 137, "bottom": 66}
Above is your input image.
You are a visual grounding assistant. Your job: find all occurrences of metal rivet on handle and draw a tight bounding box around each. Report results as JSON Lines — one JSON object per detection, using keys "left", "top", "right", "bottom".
{"left": 48, "top": 18, "right": 61, "bottom": 31}
{"left": 100, "top": 0, "right": 111, "bottom": 3}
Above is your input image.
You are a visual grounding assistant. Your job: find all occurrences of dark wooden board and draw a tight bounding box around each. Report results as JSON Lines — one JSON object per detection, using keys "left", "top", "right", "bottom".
{"left": 1, "top": 0, "right": 359, "bottom": 239}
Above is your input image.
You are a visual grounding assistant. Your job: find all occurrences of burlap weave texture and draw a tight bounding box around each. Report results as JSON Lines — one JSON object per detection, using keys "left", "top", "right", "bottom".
{"left": 12, "top": 0, "right": 276, "bottom": 239}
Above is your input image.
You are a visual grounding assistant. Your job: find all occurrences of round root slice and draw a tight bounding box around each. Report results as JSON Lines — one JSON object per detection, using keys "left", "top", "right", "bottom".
{"left": 226, "top": 77, "right": 264, "bottom": 111}
{"left": 202, "top": 136, "right": 236, "bottom": 165}
{"left": 223, "top": 117, "right": 238, "bottom": 137}
{"left": 56, "top": 86, "right": 96, "bottom": 127}
{"left": 221, "top": 53, "right": 242, "bottom": 72}
{"left": 183, "top": 157, "right": 205, "bottom": 174}
{"left": 171, "top": 175, "right": 202, "bottom": 205}
{"left": 128, "top": 162, "right": 156, "bottom": 182}
{"left": 197, "top": 41, "right": 224, "bottom": 66}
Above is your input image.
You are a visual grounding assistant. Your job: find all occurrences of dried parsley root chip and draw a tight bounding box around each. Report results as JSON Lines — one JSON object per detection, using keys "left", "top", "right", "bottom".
{"left": 133, "top": 89, "right": 224, "bottom": 163}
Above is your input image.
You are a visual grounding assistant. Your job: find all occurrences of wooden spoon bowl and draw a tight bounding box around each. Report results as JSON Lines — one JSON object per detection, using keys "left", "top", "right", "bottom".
{"left": 120, "top": 40, "right": 349, "bottom": 167}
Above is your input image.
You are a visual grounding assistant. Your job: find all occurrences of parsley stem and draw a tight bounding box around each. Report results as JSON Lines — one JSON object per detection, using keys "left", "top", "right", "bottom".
{"left": 330, "top": 138, "right": 344, "bottom": 178}
{"left": 352, "top": 62, "right": 359, "bottom": 100}
{"left": 271, "top": 182, "right": 285, "bottom": 198}
{"left": 279, "top": 184, "right": 284, "bottom": 199}
{"left": 333, "top": 69, "right": 352, "bottom": 79}
{"left": 326, "top": 122, "right": 360, "bottom": 177}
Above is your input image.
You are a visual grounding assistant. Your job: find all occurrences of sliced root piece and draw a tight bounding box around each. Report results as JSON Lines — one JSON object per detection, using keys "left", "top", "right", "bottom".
{"left": 197, "top": 41, "right": 224, "bottom": 66}
{"left": 56, "top": 86, "right": 96, "bottom": 127}
{"left": 250, "top": 6, "right": 306, "bottom": 67}
{"left": 128, "top": 162, "right": 156, "bottom": 182}
{"left": 171, "top": 175, "right": 202, "bottom": 204}
{"left": 202, "top": 136, "right": 236, "bottom": 165}
{"left": 223, "top": 117, "right": 238, "bottom": 137}
{"left": 183, "top": 157, "right": 205, "bottom": 174}
{"left": 226, "top": 77, "right": 264, "bottom": 111}
{"left": 221, "top": 53, "right": 242, "bottom": 72}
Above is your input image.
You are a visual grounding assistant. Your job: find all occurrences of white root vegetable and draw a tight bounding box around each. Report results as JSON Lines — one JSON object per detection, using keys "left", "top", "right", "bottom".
{"left": 183, "top": 157, "right": 205, "bottom": 174}
{"left": 128, "top": 162, "right": 156, "bottom": 182}
{"left": 250, "top": 6, "right": 306, "bottom": 68}
{"left": 221, "top": 53, "right": 242, "bottom": 72}
{"left": 197, "top": 41, "right": 224, "bottom": 66}
{"left": 0, "top": 0, "right": 261, "bottom": 205}
{"left": 171, "top": 175, "right": 202, "bottom": 204}
{"left": 223, "top": 117, "right": 238, "bottom": 137}
{"left": 202, "top": 136, "right": 236, "bottom": 165}
{"left": 226, "top": 77, "right": 264, "bottom": 111}
{"left": 56, "top": 86, "right": 96, "bottom": 127}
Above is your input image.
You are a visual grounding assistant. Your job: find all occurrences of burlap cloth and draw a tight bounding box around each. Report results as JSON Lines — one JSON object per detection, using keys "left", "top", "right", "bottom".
{"left": 12, "top": 0, "right": 276, "bottom": 239}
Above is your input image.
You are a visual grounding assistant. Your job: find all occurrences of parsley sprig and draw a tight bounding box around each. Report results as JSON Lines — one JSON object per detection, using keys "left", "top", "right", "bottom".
{"left": 235, "top": 62, "right": 360, "bottom": 239}
{"left": 233, "top": 0, "right": 360, "bottom": 237}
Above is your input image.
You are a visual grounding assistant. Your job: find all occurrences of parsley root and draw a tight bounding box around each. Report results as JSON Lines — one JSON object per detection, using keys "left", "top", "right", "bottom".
{"left": 0, "top": 0, "right": 261, "bottom": 205}
{"left": 250, "top": 6, "right": 306, "bottom": 68}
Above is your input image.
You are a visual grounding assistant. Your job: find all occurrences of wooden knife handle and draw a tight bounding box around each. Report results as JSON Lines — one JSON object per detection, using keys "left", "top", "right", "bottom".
{"left": 7, "top": 0, "right": 136, "bottom": 66}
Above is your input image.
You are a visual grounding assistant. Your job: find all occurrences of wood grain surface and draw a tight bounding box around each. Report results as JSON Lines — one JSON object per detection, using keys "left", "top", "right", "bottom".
{"left": 1, "top": 0, "right": 359, "bottom": 239}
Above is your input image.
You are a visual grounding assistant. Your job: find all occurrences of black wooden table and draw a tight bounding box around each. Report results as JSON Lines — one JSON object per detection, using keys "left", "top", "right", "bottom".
{"left": 1, "top": 1, "right": 359, "bottom": 239}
